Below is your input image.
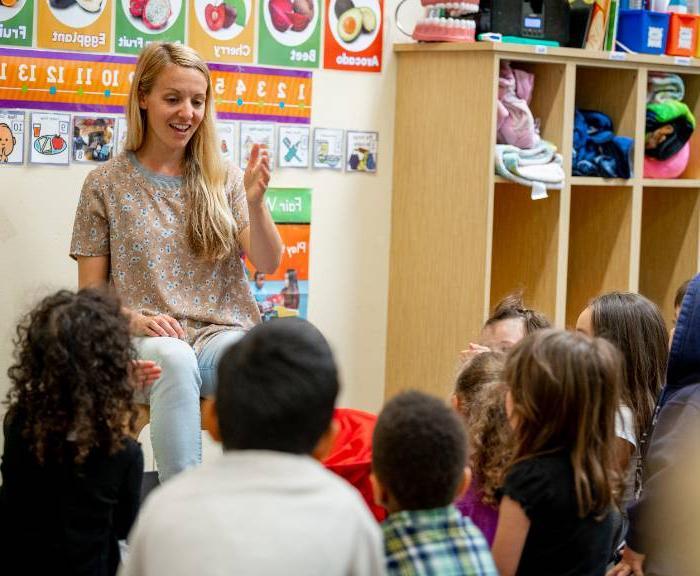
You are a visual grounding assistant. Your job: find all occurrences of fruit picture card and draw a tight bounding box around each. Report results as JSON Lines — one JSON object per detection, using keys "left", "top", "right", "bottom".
{"left": 323, "top": 0, "right": 382, "bottom": 72}
{"left": 37, "top": 0, "right": 113, "bottom": 52}
{"left": 188, "top": 0, "right": 256, "bottom": 63}
{"left": 0, "top": 0, "right": 34, "bottom": 47}
{"left": 30, "top": 112, "right": 70, "bottom": 165}
{"left": 258, "top": 0, "right": 321, "bottom": 68}
{"left": 115, "top": 0, "right": 186, "bottom": 55}
{"left": 312, "top": 127, "right": 342, "bottom": 170}
{"left": 278, "top": 125, "right": 309, "bottom": 168}
{"left": 0, "top": 110, "right": 25, "bottom": 165}
{"left": 346, "top": 130, "right": 377, "bottom": 172}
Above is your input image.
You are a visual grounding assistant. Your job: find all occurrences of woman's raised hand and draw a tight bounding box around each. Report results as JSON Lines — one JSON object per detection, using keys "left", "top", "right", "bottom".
{"left": 244, "top": 143, "right": 271, "bottom": 207}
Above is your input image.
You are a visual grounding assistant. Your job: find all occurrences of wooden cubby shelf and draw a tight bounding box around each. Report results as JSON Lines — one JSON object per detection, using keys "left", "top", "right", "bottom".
{"left": 387, "top": 43, "right": 700, "bottom": 399}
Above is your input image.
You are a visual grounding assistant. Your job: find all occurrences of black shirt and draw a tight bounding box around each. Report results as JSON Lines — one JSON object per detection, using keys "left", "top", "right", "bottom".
{"left": 0, "top": 410, "right": 143, "bottom": 576}
{"left": 503, "top": 452, "right": 614, "bottom": 576}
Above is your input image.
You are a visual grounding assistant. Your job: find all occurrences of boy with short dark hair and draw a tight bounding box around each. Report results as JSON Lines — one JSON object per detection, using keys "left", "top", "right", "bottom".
{"left": 120, "top": 318, "right": 384, "bottom": 576}
{"left": 372, "top": 391, "right": 497, "bottom": 575}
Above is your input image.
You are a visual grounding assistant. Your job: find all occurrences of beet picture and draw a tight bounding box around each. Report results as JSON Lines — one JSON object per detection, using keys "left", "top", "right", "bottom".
{"left": 268, "top": 0, "right": 314, "bottom": 33}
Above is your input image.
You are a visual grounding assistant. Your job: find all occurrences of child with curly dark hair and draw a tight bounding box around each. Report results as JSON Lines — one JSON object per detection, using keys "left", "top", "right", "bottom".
{"left": 0, "top": 288, "right": 154, "bottom": 576}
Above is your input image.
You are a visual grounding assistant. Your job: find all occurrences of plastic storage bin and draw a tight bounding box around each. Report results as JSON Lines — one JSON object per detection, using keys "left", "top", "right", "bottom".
{"left": 617, "top": 10, "right": 670, "bottom": 54}
{"left": 666, "top": 13, "right": 698, "bottom": 56}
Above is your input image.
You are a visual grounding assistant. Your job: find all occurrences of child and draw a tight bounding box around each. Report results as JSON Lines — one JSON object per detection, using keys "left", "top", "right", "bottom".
{"left": 460, "top": 292, "right": 550, "bottom": 362}
{"left": 119, "top": 317, "right": 384, "bottom": 576}
{"left": 0, "top": 289, "right": 146, "bottom": 576}
{"left": 372, "top": 390, "right": 498, "bottom": 575}
{"left": 492, "top": 330, "right": 623, "bottom": 576}
{"left": 452, "top": 352, "right": 512, "bottom": 545}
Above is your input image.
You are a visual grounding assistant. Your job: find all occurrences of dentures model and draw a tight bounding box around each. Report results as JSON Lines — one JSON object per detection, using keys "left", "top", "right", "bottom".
{"left": 412, "top": 15, "right": 476, "bottom": 42}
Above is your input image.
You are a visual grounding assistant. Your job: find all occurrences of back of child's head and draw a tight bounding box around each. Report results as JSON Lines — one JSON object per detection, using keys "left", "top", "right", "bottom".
{"left": 675, "top": 279, "right": 691, "bottom": 311}
{"left": 454, "top": 351, "right": 505, "bottom": 417}
{"left": 588, "top": 292, "right": 668, "bottom": 437}
{"left": 216, "top": 317, "right": 339, "bottom": 454}
{"left": 6, "top": 288, "right": 135, "bottom": 465}
{"left": 372, "top": 390, "right": 467, "bottom": 511}
{"left": 482, "top": 292, "right": 551, "bottom": 351}
{"left": 506, "top": 329, "right": 622, "bottom": 516}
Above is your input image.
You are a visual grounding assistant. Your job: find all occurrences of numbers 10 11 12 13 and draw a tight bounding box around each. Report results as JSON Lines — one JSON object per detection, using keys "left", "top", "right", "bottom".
{"left": 0, "top": 63, "right": 135, "bottom": 88}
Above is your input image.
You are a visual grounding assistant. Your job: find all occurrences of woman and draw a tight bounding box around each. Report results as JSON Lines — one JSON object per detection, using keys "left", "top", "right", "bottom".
{"left": 281, "top": 268, "right": 300, "bottom": 310}
{"left": 70, "top": 43, "right": 282, "bottom": 482}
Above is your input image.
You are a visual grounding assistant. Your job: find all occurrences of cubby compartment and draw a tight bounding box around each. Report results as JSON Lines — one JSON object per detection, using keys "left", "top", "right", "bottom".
{"left": 508, "top": 61, "right": 567, "bottom": 149}
{"left": 573, "top": 66, "right": 638, "bottom": 180}
{"left": 566, "top": 186, "right": 633, "bottom": 326}
{"left": 644, "top": 71, "right": 700, "bottom": 181}
{"left": 640, "top": 187, "right": 700, "bottom": 324}
{"left": 490, "top": 182, "right": 560, "bottom": 322}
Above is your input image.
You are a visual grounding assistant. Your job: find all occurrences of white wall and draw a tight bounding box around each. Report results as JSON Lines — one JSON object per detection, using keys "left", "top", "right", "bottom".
{"left": 0, "top": 21, "right": 413, "bottom": 434}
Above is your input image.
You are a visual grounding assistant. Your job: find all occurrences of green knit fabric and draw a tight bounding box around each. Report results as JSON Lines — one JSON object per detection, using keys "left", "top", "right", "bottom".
{"left": 647, "top": 100, "right": 696, "bottom": 129}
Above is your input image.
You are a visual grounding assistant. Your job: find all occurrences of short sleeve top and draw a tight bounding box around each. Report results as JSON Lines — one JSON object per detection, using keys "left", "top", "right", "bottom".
{"left": 502, "top": 453, "right": 614, "bottom": 576}
{"left": 70, "top": 152, "right": 260, "bottom": 351}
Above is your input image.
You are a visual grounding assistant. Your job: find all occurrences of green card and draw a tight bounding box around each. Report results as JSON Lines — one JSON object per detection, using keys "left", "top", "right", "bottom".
{"left": 257, "top": 0, "right": 321, "bottom": 68}
{"left": 114, "top": 0, "right": 186, "bottom": 55}
{"left": 265, "top": 187, "right": 312, "bottom": 223}
{"left": 0, "top": 0, "right": 34, "bottom": 47}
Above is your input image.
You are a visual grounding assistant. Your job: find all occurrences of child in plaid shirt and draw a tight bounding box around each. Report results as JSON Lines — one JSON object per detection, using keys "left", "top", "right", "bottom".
{"left": 371, "top": 390, "right": 498, "bottom": 576}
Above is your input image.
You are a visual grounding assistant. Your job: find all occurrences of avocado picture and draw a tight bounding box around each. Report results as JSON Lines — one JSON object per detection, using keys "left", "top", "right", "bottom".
{"left": 359, "top": 6, "right": 376, "bottom": 33}
{"left": 337, "top": 7, "right": 363, "bottom": 42}
{"left": 334, "top": 0, "right": 354, "bottom": 19}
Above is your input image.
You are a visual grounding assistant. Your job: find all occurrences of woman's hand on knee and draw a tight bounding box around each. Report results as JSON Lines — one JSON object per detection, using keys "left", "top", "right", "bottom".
{"left": 130, "top": 360, "right": 162, "bottom": 389}
{"left": 132, "top": 313, "right": 185, "bottom": 339}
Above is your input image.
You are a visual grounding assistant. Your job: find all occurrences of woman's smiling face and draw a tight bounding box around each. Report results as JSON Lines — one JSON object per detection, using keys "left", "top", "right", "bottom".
{"left": 139, "top": 64, "right": 208, "bottom": 155}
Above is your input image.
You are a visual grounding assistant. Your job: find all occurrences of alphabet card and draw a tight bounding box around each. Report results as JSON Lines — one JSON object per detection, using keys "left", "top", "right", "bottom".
{"left": 0, "top": 110, "right": 25, "bottom": 165}
{"left": 239, "top": 121, "right": 275, "bottom": 170}
{"left": 346, "top": 129, "right": 377, "bottom": 173}
{"left": 278, "top": 125, "right": 309, "bottom": 168}
{"left": 30, "top": 112, "right": 70, "bottom": 165}
{"left": 216, "top": 121, "right": 237, "bottom": 163}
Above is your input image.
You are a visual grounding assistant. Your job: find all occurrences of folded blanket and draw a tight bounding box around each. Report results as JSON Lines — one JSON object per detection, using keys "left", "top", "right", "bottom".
{"left": 495, "top": 141, "right": 564, "bottom": 197}
{"left": 497, "top": 62, "right": 540, "bottom": 149}
{"left": 646, "top": 100, "right": 696, "bottom": 160}
{"left": 647, "top": 72, "right": 685, "bottom": 104}
{"left": 573, "top": 109, "right": 634, "bottom": 178}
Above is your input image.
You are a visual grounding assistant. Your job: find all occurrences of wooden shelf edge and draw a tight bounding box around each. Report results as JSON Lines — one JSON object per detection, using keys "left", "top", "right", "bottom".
{"left": 571, "top": 177, "right": 636, "bottom": 187}
{"left": 642, "top": 179, "right": 700, "bottom": 188}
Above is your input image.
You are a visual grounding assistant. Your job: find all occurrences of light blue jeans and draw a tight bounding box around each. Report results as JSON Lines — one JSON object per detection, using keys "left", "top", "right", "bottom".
{"left": 133, "top": 330, "right": 245, "bottom": 482}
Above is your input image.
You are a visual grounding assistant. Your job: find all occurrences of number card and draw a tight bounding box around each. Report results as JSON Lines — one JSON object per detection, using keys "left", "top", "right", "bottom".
{"left": 0, "top": 49, "right": 313, "bottom": 124}
{"left": 30, "top": 112, "right": 70, "bottom": 165}
{"left": 346, "top": 130, "right": 377, "bottom": 173}
{"left": 312, "top": 127, "right": 343, "bottom": 170}
{"left": 72, "top": 115, "right": 116, "bottom": 163}
{"left": 0, "top": 110, "right": 25, "bottom": 165}
{"left": 240, "top": 122, "right": 275, "bottom": 170}
{"left": 278, "top": 125, "right": 309, "bottom": 168}
{"left": 216, "top": 121, "right": 237, "bottom": 163}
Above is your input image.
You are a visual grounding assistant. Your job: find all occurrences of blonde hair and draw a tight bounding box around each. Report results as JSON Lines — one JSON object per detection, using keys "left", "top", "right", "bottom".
{"left": 126, "top": 42, "right": 235, "bottom": 260}
{"left": 506, "top": 330, "right": 622, "bottom": 517}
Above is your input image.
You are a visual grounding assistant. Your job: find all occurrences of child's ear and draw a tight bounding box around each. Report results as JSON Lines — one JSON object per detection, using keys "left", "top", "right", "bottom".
{"left": 311, "top": 418, "right": 339, "bottom": 462}
{"left": 202, "top": 399, "right": 221, "bottom": 444}
{"left": 450, "top": 393, "right": 460, "bottom": 412}
{"left": 370, "top": 472, "right": 388, "bottom": 508}
{"left": 454, "top": 466, "right": 473, "bottom": 500}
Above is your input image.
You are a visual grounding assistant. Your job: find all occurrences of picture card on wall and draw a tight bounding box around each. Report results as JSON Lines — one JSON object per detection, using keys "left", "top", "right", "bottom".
{"left": 30, "top": 112, "right": 70, "bottom": 165}
{"left": 115, "top": 117, "right": 128, "bottom": 156}
{"left": 72, "top": 116, "right": 116, "bottom": 163}
{"left": 216, "top": 122, "right": 237, "bottom": 164}
{"left": 312, "top": 127, "right": 343, "bottom": 170}
{"left": 278, "top": 125, "right": 309, "bottom": 168}
{"left": 37, "top": 0, "right": 114, "bottom": 52}
{"left": 239, "top": 122, "right": 275, "bottom": 170}
{"left": 0, "top": 0, "right": 35, "bottom": 47}
{"left": 115, "top": 0, "right": 186, "bottom": 55}
{"left": 0, "top": 110, "right": 26, "bottom": 165}
{"left": 346, "top": 130, "right": 377, "bottom": 173}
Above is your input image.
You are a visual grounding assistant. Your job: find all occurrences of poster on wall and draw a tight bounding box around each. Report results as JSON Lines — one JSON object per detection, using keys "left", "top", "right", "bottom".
{"left": 312, "top": 127, "right": 342, "bottom": 170}
{"left": 216, "top": 121, "right": 236, "bottom": 163}
{"left": 188, "top": 0, "right": 256, "bottom": 63}
{"left": 30, "top": 112, "right": 70, "bottom": 165}
{"left": 278, "top": 124, "right": 309, "bottom": 168}
{"left": 72, "top": 115, "right": 115, "bottom": 162}
{"left": 346, "top": 129, "right": 376, "bottom": 172}
{"left": 37, "top": 0, "right": 114, "bottom": 53}
{"left": 257, "top": 0, "right": 321, "bottom": 69}
{"left": 239, "top": 121, "right": 275, "bottom": 169}
{"left": 0, "top": 110, "right": 25, "bottom": 164}
{"left": 246, "top": 187, "right": 311, "bottom": 320}
{"left": 0, "top": 0, "right": 34, "bottom": 47}
{"left": 115, "top": 0, "right": 186, "bottom": 55}
{"left": 115, "top": 116, "right": 128, "bottom": 154}
{"left": 323, "top": 0, "right": 382, "bottom": 72}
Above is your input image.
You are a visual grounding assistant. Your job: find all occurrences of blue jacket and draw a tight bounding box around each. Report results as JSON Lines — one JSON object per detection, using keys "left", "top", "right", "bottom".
{"left": 626, "top": 274, "right": 700, "bottom": 575}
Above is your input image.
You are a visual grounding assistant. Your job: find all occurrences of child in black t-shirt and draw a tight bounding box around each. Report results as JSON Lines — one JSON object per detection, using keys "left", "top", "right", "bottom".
{"left": 491, "top": 329, "right": 623, "bottom": 576}
{"left": 0, "top": 289, "right": 160, "bottom": 576}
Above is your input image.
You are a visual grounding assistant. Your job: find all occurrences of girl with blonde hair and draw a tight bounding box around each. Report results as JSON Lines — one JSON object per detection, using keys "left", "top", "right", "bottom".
{"left": 70, "top": 42, "right": 282, "bottom": 482}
